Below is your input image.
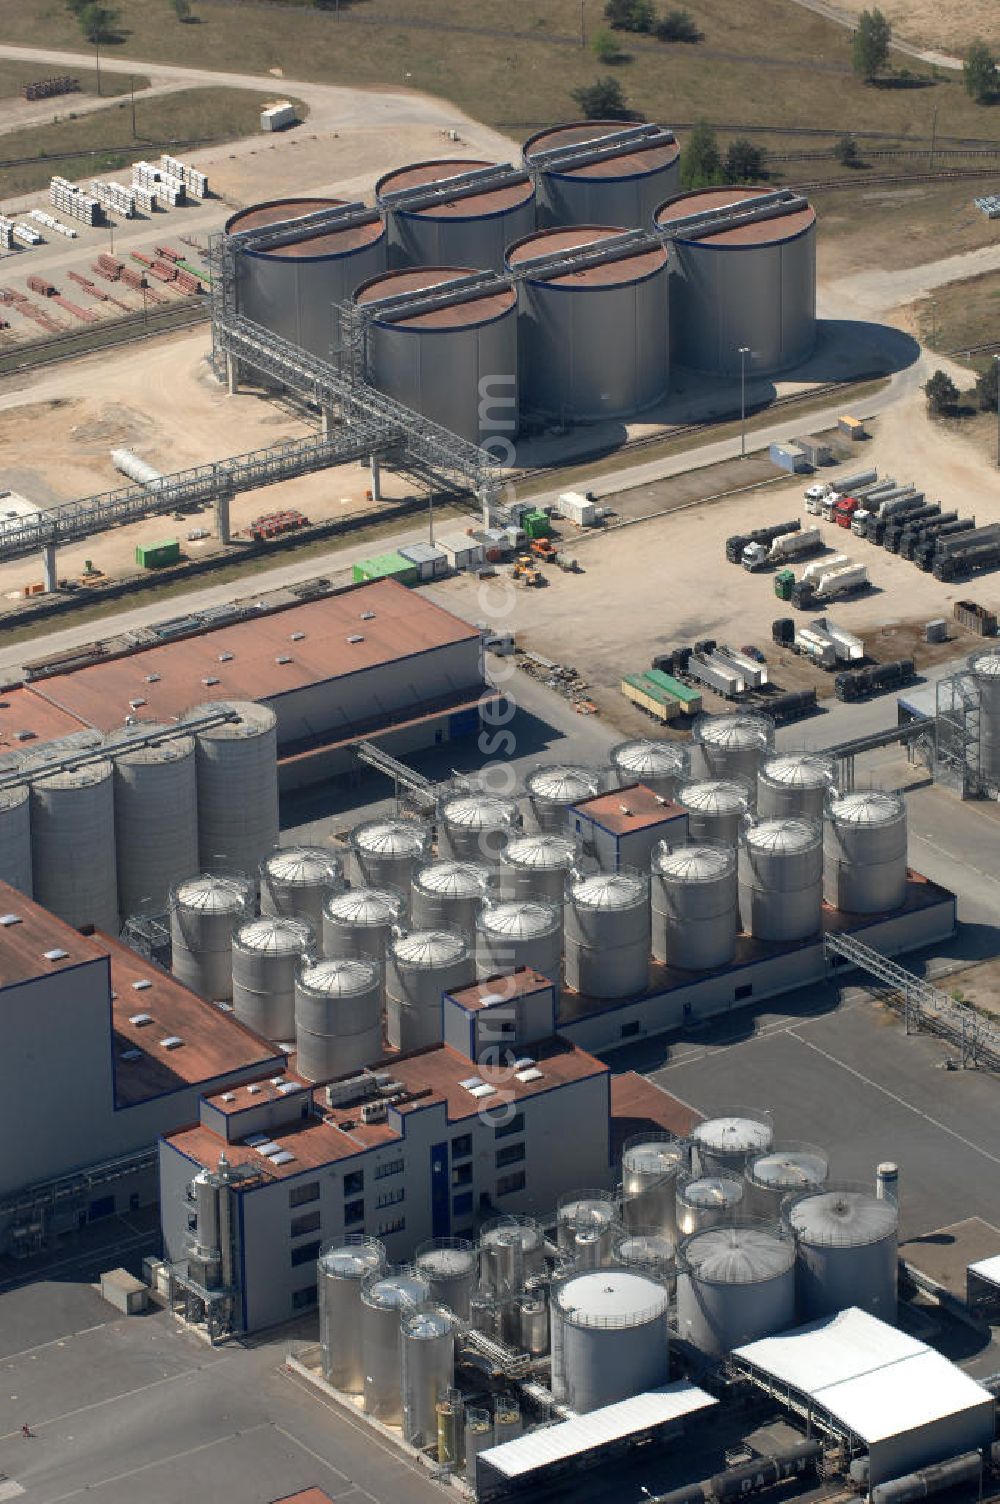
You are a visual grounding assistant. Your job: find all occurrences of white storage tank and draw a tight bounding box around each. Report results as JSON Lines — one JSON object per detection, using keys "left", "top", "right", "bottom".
{"left": 557, "top": 1190, "right": 619, "bottom": 1264}
{"left": 385, "top": 928, "right": 474, "bottom": 1051}
{"left": 823, "top": 791, "right": 908, "bottom": 914}
{"left": 113, "top": 723, "right": 198, "bottom": 919}
{"left": 0, "top": 765, "right": 31, "bottom": 897}
{"left": 438, "top": 788, "right": 519, "bottom": 864}
{"left": 475, "top": 899, "right": 562, "bottom": 986}
{"left": 692, "top": 1112, "right": 773, "bottom": 1177}
{"left": 375, "top": 158, "right": 536, "bottom": 270}
{"left": 295, "top": 956, "right": 382, "bottom": 1082}
{"left": 411, "top": 860, "right": 493, "bottom": 933}
{"left": 613, "top": 1228, "right": 676, "bottom": 1292}
{"left": 517, "top": 1292, "right": 550, "bottom": 1356}
{"left": 318, "top": 1236, "right": 386, "bottom": 1392}
{"left": 676, "top": 1173, "right": 745, "bottom": 1238}
{"left": 676, "top": 1222, "right": 797, "bottom": 1356}
{"left": 757, "top": 751, "right": 834, "bottom": 821}
{"left": 549, "top": 1268, "right": 670, "bottom": 1413}
{"left": 479, "top": 1215, "right": 545, "bottom": 1295}
{"left": 231, "top": 916, "right": 314, "bottom": 1040}
{"left": 651, "top": 843, "right": 737, "bottom": 970}
{"left": 786, "top": 1184, "right": 898, "bottom": 1322}
{"left": 189, "top": 702, "right": 279, "bottom": 881}
{"left": 415, "top": 1238, "right": 477, "bottom": 1319}
{"left": 260, "top": 845, "right": 344, "bottom": 930}
{"left": 29, "top": 750, "right": 118, "bottom": 933}
{"left": 611, "top": 739, "right": 689, "bottom": 799}
{"left": 622, "top": 1134, "right": 687, "bottom": 1236}
{"left": 499, "top": 831, "right": 578, "bottom": 903}
{"left": 170, "top": 874, "right": 253, "bottom": 1001}
{"left": 745, "top": 1143, "right": 829, "bottom": 1220}
{"left": 526, "top": 763, "right": 603, "bottom": 832}
{"left": 693, "top": 713, "right": 774, "bottom": 784}
{"left": 401, "top": 1304, "right": 455, "bottom": 1448}
{"left": 350, "top": 817, "right": 431, "bottom": 898}
{"left": 361, "top": 1267, "right": 430, "bottom": 1423}
{"left": 564, "top": 868, "right": 650, "bottom": 998}
{"left": 677, "top": 780, "right": 751, "bottom": 847}
{"left": 323, "top": 886, "right": 405, "bottom": 963}
{"left": 738, "top": 817, "right": 823, "bottom": 943}
{"left": 523, "top": 120, "right": 681, "bottom": 229}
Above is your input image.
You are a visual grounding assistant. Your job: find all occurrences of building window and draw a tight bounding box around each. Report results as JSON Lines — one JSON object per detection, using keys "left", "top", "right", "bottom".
{"left": 452, "top": 1162, "right": 473, "bottom": 1188}
{"left": 292, "top": 1284, "right": 318, "bottom": 1310}
{"left": 735, "top": 983, "right": 753, "bottom": 1001}
{"left": 379, "top": 1215, "right": 405, "bottom": 1236}
{"left": 343, "top": 1170, "right": 364, "bottom": 1196}
{"left": 495, "top": 1143, "right": 526, "bottom": 1170}
{"left": 494, "top": 1111, "right": 525, "bottom": 1141}
{"left": 496, "top": 1171, "right": 526, "bottom": 1197}
{"left": 290, "top": 1209, "right": 322, "bottom": 1238}
{"left": 453, "top": 1192, "right": 474, "bottom": 1218}
{"left": 620, "top": 1020, "right": 641, "bottom": 1039}
{"left": 344, "top": 1199, "right": 365, "bottom": 1225}
{"left": 289, "top": 1182, "right": 320, "bottom": 1208}
{"left": 374, "top": 1158, "right": 405, "bottom": 1179}
{"left": 376, "top": 1188, "right": 405, "bottom": 1209}
{"left": 452, "top": 1134, "right": 472, "bottom": 1159}
{"left": 290, "top": 1239, "right": 322, "bottom": 1268}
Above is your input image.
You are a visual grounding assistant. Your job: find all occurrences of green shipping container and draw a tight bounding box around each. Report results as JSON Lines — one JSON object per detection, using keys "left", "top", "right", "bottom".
{"left": 351, "top": 552, "right": 419, "bottom": 586}
{"left": 135, "top": 539, "right": 180, "bottom": 569}
{"left": 523, "top": 510, "right": 552, "bottom": 540}
{"left": 643, "top": 668, "right": 703, "bottom": 715}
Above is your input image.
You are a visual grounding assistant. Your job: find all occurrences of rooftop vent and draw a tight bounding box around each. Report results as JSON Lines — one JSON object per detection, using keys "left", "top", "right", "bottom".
{"left": 218, "top": 652, "right": 234, "bottom": 662}
{"left": 202, "top": 676, "right": 220, "bottom": 687}
{"left": 361, "top": 611, "right": 376, "bottom": 621}
{"left": 347, "top": 634, "right": 364, "bottom": 644}
{"left": 44, "top": 948, "right": 68, "bottom": 962}
{"left": 516, "top": 1067, "right": 543, "bottom": 1084}
{"left": 120, "top": 1048, "right": 143, "bottom": 1061}
{"left": 15, "top": 730, "right": 36, "bottom": 741}
{"left": 243, "top": 1133, "right": 269, "bottom": 1146}
{"left": 246, "top": 1083, "right": 261, "bottom": 1095}
{"left": 256, "top": 1140, "right": 281, "bottom": 1156}
{"left": 129, "top": 698, "right": 146, "bottom": 709}
{"left": 0, "top": 913, "right": 22, "bottom": 927}
{"left": 220, "top": 1092, "right": 236, "bottom": 1102}
{"left": 469, "top": 1082, "right": 497, "bottom": 1099}
{"left": 129, "top": 1012, "right": 154, "bottom": 1026}
{"left": 270, "top": 1149, "right": 296, "bottom": 1165}
{"left": 290, "top": 632, "right": 305, "bottom": 642}
{"left": 144, "top": 673, "right": 161, "bottom": 683}
{"left": 275, "top": 655, "right": 292, "bottom": 665}
{"left": 131, "top": 979, "right": 152, "bottom": 991}
{"left": 160, "top": 1035, "right": 184, "bottom": 1050}
{"left": 269, "top": 1076, "right": 284, "bottom": 1087}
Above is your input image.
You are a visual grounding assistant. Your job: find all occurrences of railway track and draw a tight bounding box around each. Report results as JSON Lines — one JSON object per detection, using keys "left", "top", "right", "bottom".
{"left": 0, "top": 298, "right": 208, "bottom": 377}
{"left": 795, "top": 165, "right": 1000, "bottom": 191}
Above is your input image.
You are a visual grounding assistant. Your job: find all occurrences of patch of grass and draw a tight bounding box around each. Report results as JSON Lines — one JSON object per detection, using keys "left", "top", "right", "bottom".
{"left": 0, "top": 59, "right": 146, "bottom": 100}
{"left": 914, "top": 271, "right": 1000, "bottom": 368}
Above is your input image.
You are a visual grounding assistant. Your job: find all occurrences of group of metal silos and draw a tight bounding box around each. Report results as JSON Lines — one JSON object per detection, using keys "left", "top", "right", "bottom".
{"left": 224, "top": 120, "right": 818, "bottom": 443}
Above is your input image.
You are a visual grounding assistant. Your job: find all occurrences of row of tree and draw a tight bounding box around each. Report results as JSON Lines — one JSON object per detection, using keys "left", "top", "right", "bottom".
{"left": 603, "top": 0, "right": 701, "bottom": 43}
{"left": 853, "top": 6, "right": 998, "bottom": 101}
{"left": 925, "top": 364, "right": 998, "bottom": 416}
{"left": 65, "top": 0, "right": 193, "bottom": 43}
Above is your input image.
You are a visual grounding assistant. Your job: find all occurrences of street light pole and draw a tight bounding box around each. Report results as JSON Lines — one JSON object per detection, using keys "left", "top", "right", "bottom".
{"left": 738, "top": 346, "right": 750, "bottom": 457}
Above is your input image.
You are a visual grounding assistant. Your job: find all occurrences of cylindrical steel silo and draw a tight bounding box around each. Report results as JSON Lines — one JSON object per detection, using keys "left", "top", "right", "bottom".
{"left": 349, "top": 817, "right": 430, "bottom": 898}
{"left": 225, "top": 197, "right": 387, "bottom": 361}
{"left": 676, "top": 780, "right": 751, "bottom": 846}
{"left": 557, "top": 1190, "right": 619, "bottom": 1264}
{"left": 231, "top": 915, "right": 314, "bottom": 1040}
{"left": 757, "top": 751, "right": 834, "bottom": 821}
{"left": 411, "top": 859, "right": 493, "bottom": 933}
{"left": 189, "top": 702, "right": 279, "bottom": 882}
{"left": 475, "top": 899, "right": 562, "bottom": 985}
{"left": 0, "top": 768, "right": 32, "bottom": 898}
{"left": 622, "top": 1134, "right": 687, "bottom": 1236}
{"left": 376, "top": 158, "right": 535, "bottom": 270}
{"left": 676, "top": 1172, "right": 745, "bottom": 1238}
{"left": 360, "top": 1267, "right": 430, "bottom": 1423}
{"left": 385, "top": 928, "right": 474, "bottom": 1051}
{"left": 499, "top": 831, "right": 578, "bottom": 902}
{"left": 692, "top": 1111, "right": 773, "bottom": 1176}
{"left": 113, "top": 723, "right": 198, "bottom": 920}
{"left": 651, "top": 843, "right": 737, "bottom": 970}
{"left": 517, "top": 1292, "right": 549, "bottom": 1356}
{"left": 738, "top": 817, "right": 823, "bottom": 943}
{"left": 611, "top": 738, "right": 689, "bottom": 799}
{"left": 745, "top": 1143, "right": 829, "bottom": 1220}
{"left": 29, "top": 751, "right": 118, "bottom": 933}
{"left": 353, "top": 266, "right": 519, "bottom": 445}
{"left": 464, "top": 1408, "right": 493, "bottom": 1485}
{"left": 438, "top": 788, "right": 519, "bottom": 864}
{"left": 493, "top": 1395, "right": 523, "bottom": 1445}
{"left": 170, "top": 874, "right": 253, "bottom": 1001}
{"left": 523, "top": 121, "right": 681, "bottom": 229}
{"left": 506, "top": 225, "right": 669, "bottom": 421}
{"left": 401, "top": 1303, "right": 455, "bottom": 1447}
{"left": 969, "top": 651, "right": 1000, "bottom": 784}
{"left": 323, "top": 886, "right": 406, "bottom": 963}
{"left": 525, "top": 763, "right": 603, "bottom": 833}
{"left": 549, "top": 1268, "right": 669, "bottom": 1413}
{"left": 613, "top": 1227, "right": 676, "bottom": 1295}
{"left": 823, "top": 791, "right": 908, "bottom": 914}
{"left": 564, "top": 869, "right": 650, "bottom": 998}
{"left": 676, "top": 1222, "right": 797, "bottom": 1356}
{"left": 295, "top": 956, "right": 382, "bottom": 1082}
{"left": 318, "top": 1236, "right": 386, "bottom": 1392}
{"left": 415, "top": 1239, "right": 477, "bottom": 1320}
{"left": 479, "top": 1215, "right": 545, "bottom": 1295}
{"left": 260, "top": 845, "right": 344, "bottom": 930}
{"left": 692, "top": 712, "right": 773, "bottom": 784}
{"left": 655, "top": 186, "right": 816, "bottom": 376}
{"left": 786, "top": 1184, "right": 898, "bottom": 1322}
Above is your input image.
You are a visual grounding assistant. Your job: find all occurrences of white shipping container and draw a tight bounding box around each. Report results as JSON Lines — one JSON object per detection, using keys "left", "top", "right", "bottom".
{"left": 438, "top": 534, "right": 484, "bottom": 570}
{"left": 558, "top": 490, "right": 597, "bottom": 526}
{"left": 260, "top": 102, "right": 297, "bottom": 132}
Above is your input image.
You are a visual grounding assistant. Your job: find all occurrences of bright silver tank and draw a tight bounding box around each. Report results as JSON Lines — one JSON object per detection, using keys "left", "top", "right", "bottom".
{"left": 475, "top": 899, "right": 562, "bottom": 985}
{"left": 970, "top": 651, "right": 1000, "bottom": 784}
{"left": 318, "top": 1236, "right": 386, "bottom": 1392}
{"left": 693, "top": 713, "right": 774, "bottom": 784}
{"left": 295, "top": 956, "right": 382, "bottom": 1082}
{"left": 350, "top": 817, "right": 430, "bottom": 896}
{"left": 360, "top": 1267, "right": 430, "bottom": 1422}
{"left": 757, "top": 751, "right": 834, "bottom": 821}
{"left": 438, "top": 788, "right": 519, "bottom": 864}
{"left": 564, "top": 868, "right": 650, "bottom": 998}
{"left": 677, "top": 779, "right": 751, "bottom": 847}
{"left": 113, "top": 723, "right": 198, "bottom": 919}
{"left": 400, "top": 1303, "right": 455, "bottom": 1448}
{"left": 260, "top": 845, "right": 344, "bottom": 930}
{"left": 415, "top": 1239, "right": 477, "bottom": 1320}
{"left": 526, "top": 763, "right": 603, "bottom": 833}
{"left": 651, "top": 842, "right": 737, "bottom": 970}
{"left": 823, "top": 791, "right": 908, "bottom": 915}
{"left": 479, "top": 1215, "right": 545, "bottom": 1295}
{"left": 622, "top": 1134, "right": 686, "bottom": 1236}
{"left": 611, "top": 738, "right": 689, "bottom": 799}
{"left": 745, "top": 1142, "right": 829, "bottom": 1220}
{"left": 29, "top": 751, "right": 118, "bottom": 933}
{"left": 557, "top": 1190, "right": 619, "bottom": 1265}
{"left": 385, "top": 928, "right": 474, "bottom": 1051}
{"left": 692, "top": 1111, "right": 773, "bottom": 1176}
{"left": 231, "top": 915, "right": 314, "bottom": 1041}
{"left": 786, "top": 1184, "right": 898, "bottom": 1322}
{"left": 410, "top": 860, "right": 493, "bottom": 933}
{"left": 499, "top": 831, "right": 578, "bottom": 903}
{"left": 517, "top": 1292, "right": 549, "bottom": 1356}
{"left": 189, "top": 701, "right": 279, "bottom": 880}
{"left": 323, "top": 886, "right": 405, "bottom": 963}
{"left": 549, "top": 1267, "right": 669, "bottom": 1414}
{"left": 0, "top": 773, "right": 31, "bottom": 897}
{"left": 738, "top": 817, "right": 823, "bottom": 943}
{"left": 676, "top": 1172, "right": 745, "bottom": 1237}
{"left": 613, "top": 1227, "right": 676, "bottom": 1294}
{"left": 676, "top": 1222, "right": 797, "bottom": 1356}
{"left": 170, "top": 874, "right": 252, "bottom": 1001}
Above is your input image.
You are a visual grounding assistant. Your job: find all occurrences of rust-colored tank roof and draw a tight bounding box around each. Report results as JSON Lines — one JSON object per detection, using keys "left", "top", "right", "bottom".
{"left": 506, "top": 225, "right": 666, "bottom": 287}
{"left": 225, "top": 197, "right": 384, "bottom": 258}
{"left": 354, "top": 266, "right": 516, "bottom": 328}
{"left": 377, "top": 158, "right": 534, "bottom": 218}
{"left": 655, "top": 186, "right": 816, "bottom": 245}
{"left": 524, "top": 121, "right": 680, "bottom": 178}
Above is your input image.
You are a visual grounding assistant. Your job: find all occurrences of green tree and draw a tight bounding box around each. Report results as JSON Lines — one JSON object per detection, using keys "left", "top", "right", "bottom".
{"left": 852, "top": 8, "right": 891, "bottom": 82}
{"left": 681, "top": 120, "right": 723, "bottom": 189}
{"left": 77, "top": 2, "right": 119, "bottom": 41}
{"left": 724, "top": 138, "right": 766, "bottom": 183}
{"left": 572, "top": 75, "right": 630, "bottom": 120}
{"left": 655, "top": 8, "right": 701, "bottom": 42}
{"left": 591, "top": 28, "right": 623, "bottom": 63}
{"left": 924, "top": 369, "right": 959, "bottom": 414}
{"left": 964, "top": 39, "right": 998, "bottom": 103}
{"left": 604, "top": 0, "right": 654, "bottom": 33}
{"left": 975, "top": 362, "right": 999, "bottom": 412}
{"left": 834, "top": 133, "right": 861, "bottom": 167}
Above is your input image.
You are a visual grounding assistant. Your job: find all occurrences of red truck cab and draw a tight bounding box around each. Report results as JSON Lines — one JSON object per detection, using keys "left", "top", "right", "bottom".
{"left": 833, "top": 496, "right": 859, "bottom": 528}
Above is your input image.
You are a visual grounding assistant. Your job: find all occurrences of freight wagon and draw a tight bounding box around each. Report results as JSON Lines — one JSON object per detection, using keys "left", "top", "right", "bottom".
{"left": 621, "top": 673, "right": 681, "bottom": 723}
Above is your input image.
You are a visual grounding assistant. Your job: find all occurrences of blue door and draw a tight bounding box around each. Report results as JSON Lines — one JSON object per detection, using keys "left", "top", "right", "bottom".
{"left": 430, "top": 1141, "right": 450, "bottom": 1238}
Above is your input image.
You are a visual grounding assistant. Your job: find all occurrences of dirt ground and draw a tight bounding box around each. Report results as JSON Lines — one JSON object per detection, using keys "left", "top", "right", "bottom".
{"left": 821, "top": 0, "right": 998, "bottom": 54}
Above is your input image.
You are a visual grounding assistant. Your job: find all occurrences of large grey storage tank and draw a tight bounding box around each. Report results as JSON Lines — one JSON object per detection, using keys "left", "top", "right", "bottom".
{"left": 475, "top": 899, "right": 562, "bottom": 986}
{"left": 295, "top": 956, "right": 382, "bottom": 1082}
{"left": 411, "top": 860, "right": 493, "bottom": 934}
{"left": 231, "top": 915, "right": 314, "bottom": 1040}
{"left": 29, "top": 751, "right": 118, "bottom": 933}
{"left": 677, "top": 780, "right": 751, "bottom": 847}
{"left": 549, "top": 1268, "right": 670, "bottom": 1414}
{"left": 438, "top": 788, "right": 519, "bottom": 864}
{"left": 612, "top": 739, "right": 689, "bottom": 799}
{"left": 224, "top": 197, "right": 387, "bottom": 360}
{"left": 506, "top": 225, "right": 669, "bottom": 421}
{"left": 745, "top": 1143, "right": 829, "bottom": 1220}
{"left": 613, "top": 1227, "right": 676, "bottom": 1289}
{"left": 693, "top": 712, "right": 774, "bottom": 784}
{"left": 499, "top": 831, "right": 578, "bottom": 902}
{"left": 376, "top": 159, "right": 536, "bottom": 270}
{"left": 350, "top": 818, "right": 430, "bottom": 898}
{"left": 564, "top": 869, "right": 650, "bottom": 998}
{"left": 353, "top": 266, "right": 519, "bottom": 445}
{"left": 401, "top": 1304, "right": 455, "bottom": 1447}
{"left": 189, "top": 702, "right": 279, "bottom": 881}
{"left": 786, "top": 1185, "right": 898, "bottom": 1322}
{"left": 415, "top": 1238, "right": 477, "bottom": 1320}
{"left": 318, "top": 1236, "right": 386, "bottom": 1392}
{"left": 692, "top": 1112, "right": 773, "bottom": 1177}
{"left": 0, "top": 768, "right": 31, "bottom": 897}
{"left": 739, "top": 817, "right": 823, "bottom": 943}
{"left": 651, "top": 843, "right": 737, "bottom": 970}
{"left": 757, "top": 752, "right": 834, "bottom": 821}
{"left": 479, "top": 1215, "right": 545, "bottom": 1295}
{"left": 526, "top": 763, "right": 603, "bottom": 833}
{"left": 323, "top": 886, "right": 405, "bottom": 963}
{"left": 113, "top": 723, "right": 198, "bottom": 920}
{"left": 676, "top": 1172, "right": 745, "bottom": 1238}
{"left": 360, "top": 1267, "right": 430, "bottom": 1423}
{"left": 170, "top": 874, "right": 252, "bottom": 1001}
{"left": 969, "top": 651, "right": 1000, "bottom": 785}
{"left": 655, "top": 186, "right": 816, "bottom": 376}
{"left": 823, "top": 791, "right": 908, "bottom": 914}
{"left": 385, "top": 928, "right": 474, "bottom": 1051}
{"left": 676, "top": 1223, "right": 796, "bottom": 1356}
{"left": 260, "top": 846, "right": 344, "bottom": 930}
{"left": 523, "top": 121, "right": 681, "bottom": 229}
{"left": 557, "top": 1190, "right": 619, "bottom": 1266}
{"left": 622, "top": 1134, "right": 686, "bottom": 1236}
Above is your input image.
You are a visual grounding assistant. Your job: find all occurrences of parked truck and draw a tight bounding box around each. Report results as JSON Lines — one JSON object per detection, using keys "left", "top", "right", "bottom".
{"left": 726, "top": 518, "right": 800, "bottom": 564}
{"left": 811, "top": 615, "right": 864, "bottom": 662}
{"left": 791, "top": 562, "right": 869, "bottom": 609}
{"left": 686, "top": 651, "right": 746, "bottom": 697}
{"left": 914, "top": 519, "right": 977, "bottom": 570}
{"left": 883, "top": 504, "right": 940, "bottom": 553}
{"left": 743, "top": 527, "right": 823, "bottom": 570}
{"left": 818, "top": 478, "right": 891, "bottom": 522}
{"left": 899, "top": 511, "right": 958, "bottom": 560}
{"left": 835, "top": 658, "right": 914, "bottom": 702}
{"left": 714, "top": 645, "right": 769, "bottom": 688}
{"left": 795, "top": 627, "right": 837, "bottom": 669}
{"left": 933, "top": 530, "right": 1000, "bottom": 582}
